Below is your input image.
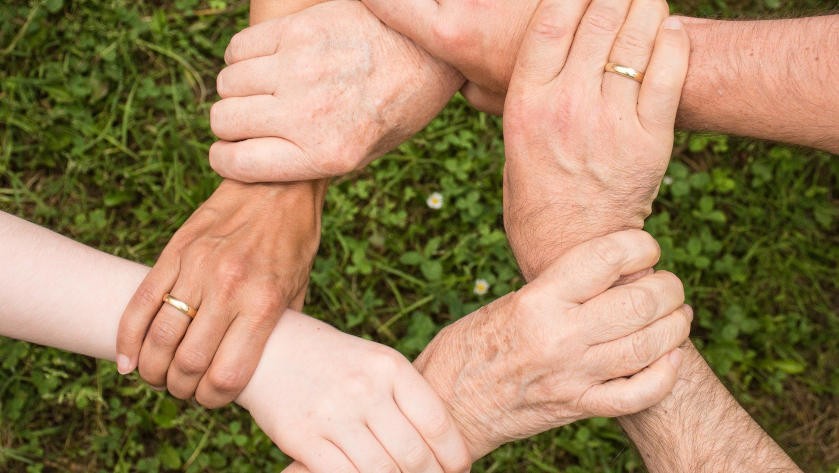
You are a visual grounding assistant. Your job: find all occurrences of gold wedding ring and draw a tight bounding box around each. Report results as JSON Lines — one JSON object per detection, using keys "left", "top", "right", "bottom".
{"left": 162, "top": 293, "right": 198, "bottom": 319}
{"left": 604, "top": 62, "right": 645, "bottom": 84}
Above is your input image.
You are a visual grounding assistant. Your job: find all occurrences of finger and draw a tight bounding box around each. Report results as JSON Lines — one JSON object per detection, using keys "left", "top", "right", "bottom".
{"left": 210, "top": 95, "right": 291, "bottom": 142}
{"left": 137, "top": 280, "right": 202, "bottom": 388}
{"left": 585, "top": 304, "right": 693, "bottom": 378}
{"left": 289, "top": 283, "right": 308, "bottom": 312}
{"left": 116, "top": 256, "right": 179, "bottom": 375}
{"left": 166, "top": 297, "right": 233, "bottom": 400}
{"left": 194, "top": 307, "right": 280, "bottom": 408}
{"left": 394, "top": 369, "right": 472, "bottom": 473}
{"left": 360, "top": 0, "right": 440, "bottom": 57}
{"left": 281, "top": 463, "right": 312, "bottom": 473}
{"left": 582, "top": 348, "right": 683, "bottom": 417}
{"left": 328, "top": 428, "right": 400, "bottom": 473}
{"left": 216, "top": 55, "right": 282, "bottom": 98}
{"left": 224, "top": 18, "right": 287, "bottom": 65}
{"left": 577, "top": 270, "right": 685, "bottom": 343}
{"left": 564, "top": 0, "right": 632, "bottom": 80}
{"left": 460, "top": 82, "right": 505, "bottom": 115}
{"left": 368, "top": 404, "right": 443, "bottom": 473}
{"left": 291, "top": 437, "right": 359, "bottom": 473}
{"left": 534, "top": 229, "right": 660, "bottom": 303}
{"left": 209, "top": 139, "right": 316, "bottom": 183}
{"left": 602, "top": 0, "right": 669, "bottom": 106}
{"left": 510, "top": 0, "right": 592, "bottom": 87}
{"left": 637, "top": 16, "right": 690, "bottom": 133}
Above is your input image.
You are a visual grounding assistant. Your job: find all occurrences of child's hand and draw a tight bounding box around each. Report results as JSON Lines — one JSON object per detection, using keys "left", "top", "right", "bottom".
{"left": 237, "top": 312, "right": 471, "bottom": 473}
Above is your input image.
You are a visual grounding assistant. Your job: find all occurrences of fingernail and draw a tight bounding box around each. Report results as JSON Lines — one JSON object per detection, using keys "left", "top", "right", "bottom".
{"left": 668, "top": 349, "right": 683, "bottom": 368}
{"left": 116, "top": 354, "right": 133, "bottom": 375}
{"left": 662, "top": 17, "right": 683, "bottom": 30}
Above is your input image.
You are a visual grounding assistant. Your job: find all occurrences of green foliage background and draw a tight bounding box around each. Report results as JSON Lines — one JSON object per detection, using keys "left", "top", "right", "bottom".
{"left": 0, "top": 0, "right": 837, "bottom": 471}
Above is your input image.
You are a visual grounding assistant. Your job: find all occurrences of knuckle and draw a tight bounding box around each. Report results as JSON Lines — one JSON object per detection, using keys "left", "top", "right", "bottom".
{"left": 225, "top": 32, "right": 245, "bottom": 63}
{"left": 432, "top": 18, "right": 465, "bottom": 49}
{"left": 530, "top": 3, "right": 574, "bottom": 42}
{"left": 206, "top": 364, "right": 248, "bottom": 395}
{"left": 657, "top": 271, "right": 685, "bottom": 302}
{"left": 448, "top": 449, "right": 473, "bottom": 473}
{"left": 626, "top": 286, "right": 656, "bottom": 321}
{"left": 173, "top": 348, "right": 212, "bottom": 376}
{"left": 148, "top": 319, "right": 184, "bottom": 348}
{"left": 582, "top": 7, "right": 624, "bottom": 35}
{"left": 370, "top": 461, "right": 399, "bottom": 473}
{"left": 590, "top": 235, "right": 627, "bottom": 267}
{"left": 614, "top": 27, "right": 652, "bottom": 53}
{"left": 423, "top": 408, "right": 454, "bottom": 441}
{"left": 402, "top": 442, "right": 432, "bottom": 471}
{"left": 319, "top": 154, "right": 358, "bottom": 177}
{"left": 132, "top": 284, "right": 162, "bottom": 309}
{"left": 214, "top": 259, "right": 248, "bottom": 293}
{"left": 629, "top": 329, "right": 656, "bottom": 367}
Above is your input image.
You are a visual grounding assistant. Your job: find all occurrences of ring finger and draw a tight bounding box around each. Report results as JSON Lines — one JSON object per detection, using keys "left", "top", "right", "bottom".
{"left": 137, "top": 276, "right": 202, "bottom": 388}
{"left": 602, "top": 0, "right": 669, "bottom": 106}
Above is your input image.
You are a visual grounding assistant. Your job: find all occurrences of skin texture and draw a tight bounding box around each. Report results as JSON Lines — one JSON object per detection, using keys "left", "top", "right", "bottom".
{"left": 498, "top": 0, "right": 802, "bottom": 469}
{"left": 361, "top": 0, "right": 838, "bottom": 152}
{"left": 116, "top": 179, "right": 327, "bottom": 407}
{"left": 0, "top": 212, "right": 688, "bottom": 470}
{"left": 209, "top": 0, "right": 463, "bottom": 182}
{"left": 0, "top": 211, "right": 472, "bottom": 473}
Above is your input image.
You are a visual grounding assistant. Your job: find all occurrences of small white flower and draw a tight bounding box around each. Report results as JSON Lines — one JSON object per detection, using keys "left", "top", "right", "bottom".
{"left": 662, "top": 176, "right": 674, "bottom": 186}
{"left": 426, "top": 192, "right": 444, "bottom": 210}
{"left": 473, "top": 279, "right": 490, "bottom": 296}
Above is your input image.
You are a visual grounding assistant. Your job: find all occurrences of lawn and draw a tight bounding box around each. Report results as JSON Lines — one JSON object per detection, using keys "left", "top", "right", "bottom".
{"left": 1, "top": 0, "right": 837, "bottom": 472}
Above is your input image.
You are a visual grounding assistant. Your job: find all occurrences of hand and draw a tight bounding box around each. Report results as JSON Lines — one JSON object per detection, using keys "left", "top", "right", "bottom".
{"left": 415, "top": 230, "right": 692, "bottom": 458}
{"left": 237, "top": 312, "right": 472, "bottom": 473}
{"left": 502, "top": 0, "right": 690, "bottom": 279}
{"left": 360, "top": 0, "right": 541, "bottom": 114}
{"left": 116, "top": 179, "right": 325, "bottom": 407}
{"left": 209, "top": 0, "right": 462, "bottom": 183}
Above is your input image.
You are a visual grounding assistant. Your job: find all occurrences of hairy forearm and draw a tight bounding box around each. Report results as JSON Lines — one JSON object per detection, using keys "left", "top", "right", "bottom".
{"left": 620, "top": 343, "right": 800, "bottom": 472}
{"left": 677, "top": 15, "right": 839, "bottom": 153}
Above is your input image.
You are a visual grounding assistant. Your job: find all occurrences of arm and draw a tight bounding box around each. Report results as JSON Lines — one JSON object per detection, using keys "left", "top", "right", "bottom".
{"left": 620, "top": 344, "right": 802, "bottom": 472}
{"left": 0, "top": 211, "right": 689, "bottom": 467}
{"left": 362, "top": 0, "right": 839, "bottom": 153}
{"left": 115, "top": 0, "right": 336, "bottom": 408}
{"left": 1, "top": 210, "right": 472, "bottom": 472}
{"left": 499, "top": 0, "right": 801, "bottom": 470}
{"left": 675, "top": 16, "right": 839, "bottom": 153}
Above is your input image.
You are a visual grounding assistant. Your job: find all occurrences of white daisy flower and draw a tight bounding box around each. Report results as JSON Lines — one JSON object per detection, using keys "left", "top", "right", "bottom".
{"left": 426, "top": 192, "right": 444, "bottom": 210}
{"left": 473, "top": 279, "right": 490, "bottom": 296}
{"left": 662, "top": 176, "right": 674, "bottom": 186}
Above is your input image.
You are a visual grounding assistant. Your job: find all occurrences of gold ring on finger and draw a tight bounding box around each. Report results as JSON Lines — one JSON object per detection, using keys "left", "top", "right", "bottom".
{"left": 162, "top": 293, "right": 198, "bottom": 319}
{"left": 604, "top": 62, "right": 645, "bottom": 84}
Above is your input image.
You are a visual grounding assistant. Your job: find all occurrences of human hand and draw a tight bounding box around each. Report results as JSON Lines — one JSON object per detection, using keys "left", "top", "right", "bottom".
{"left": 414, "top": 230, "right": 691, "bottom": 458}
{"left": 502, "top": 0, "right": 690, "bottom": 280}
{"left": 116, "top": 179, "right": 325, "bottom": 407}
{"left": 360, "top": 0, "right": 541, "bottom": 114}
{"left": 208, "top": 0, "right": 462, "bottom": 183}
{"left": 237, "top": 311, "right": 471, "bottom": 473}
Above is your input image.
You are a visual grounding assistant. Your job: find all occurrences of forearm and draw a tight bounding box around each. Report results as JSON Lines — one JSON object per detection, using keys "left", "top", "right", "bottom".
{"left": 0, "top": 211, "right": 296, "bottom": 404}
{"left": 619, "top": 343, "right": 800, "bottom": 472}
{"left": 677, "top": 16, "right": 839, "bottom": 153}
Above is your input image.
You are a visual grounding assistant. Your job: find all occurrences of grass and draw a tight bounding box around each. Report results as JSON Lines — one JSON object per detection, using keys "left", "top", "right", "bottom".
{"left": 1, "top": 0, "right": 837, "bottom": 472}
